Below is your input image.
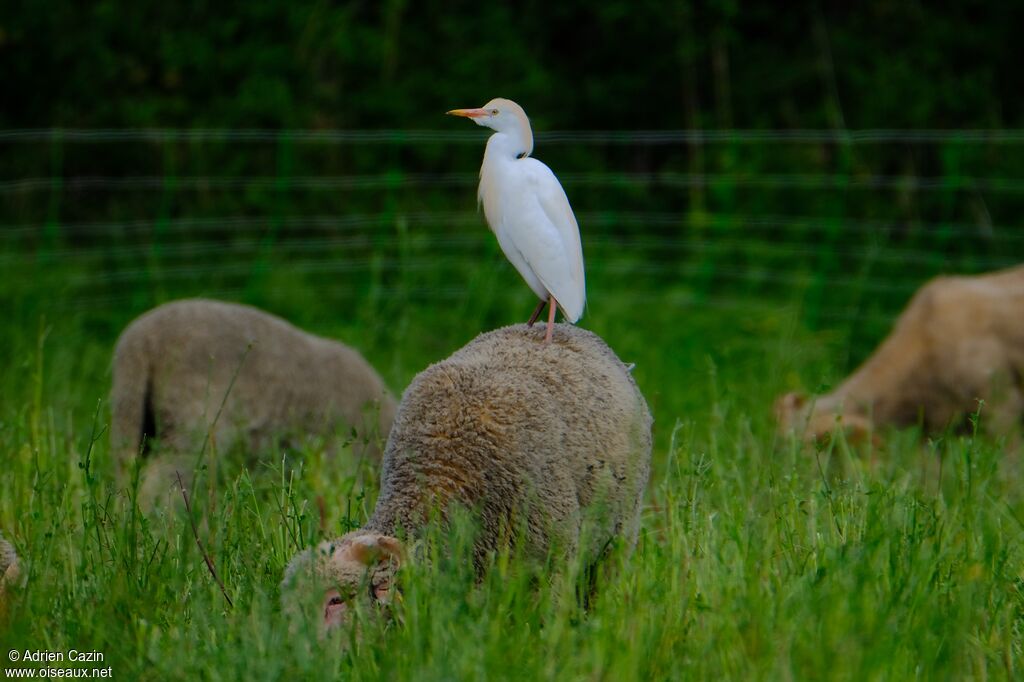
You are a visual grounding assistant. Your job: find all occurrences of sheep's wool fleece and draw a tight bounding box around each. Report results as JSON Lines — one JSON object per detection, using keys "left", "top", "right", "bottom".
{"left": 777, "top": 263, "right": 1024, "bottom": 439}
{"left": 365, "top": 323, "right": 653, "bottom": 566}
{"left": 110, "top": 298, "right": 396, "bottom": 466}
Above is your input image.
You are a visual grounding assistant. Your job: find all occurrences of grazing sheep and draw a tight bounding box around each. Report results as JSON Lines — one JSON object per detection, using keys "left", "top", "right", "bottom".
{"left": 776, "top": 265, "right": 1024, "bottom": 443}
{"left": 282, "top": 323, "right": 653, "bottom": 631}
{"left": 111, "top": 299, "right": 397, "bottom": 506}
{"left": 0, "top": 532, "right": 18, "bottom": 597}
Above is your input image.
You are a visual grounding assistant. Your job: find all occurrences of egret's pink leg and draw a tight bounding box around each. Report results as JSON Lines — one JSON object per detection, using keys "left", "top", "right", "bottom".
{"left": 527, "top": 299, "right": 546, "bottom": 327}
{"left": 544, "top": 294, "right": 556, "bottom": 343}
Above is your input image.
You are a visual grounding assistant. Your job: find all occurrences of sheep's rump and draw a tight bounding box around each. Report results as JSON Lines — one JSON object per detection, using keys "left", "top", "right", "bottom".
{"left": 110, "top": 298, "right": 396, "bottom": 472}
{"left": 369, "top": 323, "right": 653, "bottom": 566}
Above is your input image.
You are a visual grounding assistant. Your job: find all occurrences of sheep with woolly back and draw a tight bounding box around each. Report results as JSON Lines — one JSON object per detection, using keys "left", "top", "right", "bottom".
{"left": 282, "top": 323, "right": 653, "bottom": 631}
{"left": 110, "top": 299, "right": 396, "bottom": 508}
{"left": 776, "top": 264, "right": 1024, "bottom": 444}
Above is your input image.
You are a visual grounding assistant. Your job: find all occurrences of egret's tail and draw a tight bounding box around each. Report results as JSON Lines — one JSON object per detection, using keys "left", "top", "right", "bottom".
{"left": 556, "top": 287, "right": 585, "bottom": 323}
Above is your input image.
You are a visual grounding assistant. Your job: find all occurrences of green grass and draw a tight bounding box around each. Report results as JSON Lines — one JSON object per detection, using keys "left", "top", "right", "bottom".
{"left": 1, "top": 264, "right": 1023, "bottom": 681}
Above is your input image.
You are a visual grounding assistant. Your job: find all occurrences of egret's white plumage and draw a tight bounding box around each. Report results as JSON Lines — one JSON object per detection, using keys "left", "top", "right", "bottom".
{"left": 448, "top": 99, "right": 586, "bottom": 339}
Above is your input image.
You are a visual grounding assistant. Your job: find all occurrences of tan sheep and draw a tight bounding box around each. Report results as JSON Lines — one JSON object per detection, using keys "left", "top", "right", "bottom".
{"left": 776, "top": 265, "right": 1024, "bottom": 444}
{"left": 282, "top": 323, "right": 653, "bottom": 631}
{"left": 110, "top": 299, "right": 397, "bottom": 506}
{"left": 0, "top": 532, "right": 18, "bottom": 599}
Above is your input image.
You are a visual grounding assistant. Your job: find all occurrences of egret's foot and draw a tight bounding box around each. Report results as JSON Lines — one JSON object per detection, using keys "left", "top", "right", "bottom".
{"left": 527, "top": 299, "right": 546, "bottom": 327}
{"left": 544, "top": 295, "right": 556, "bottom": 343}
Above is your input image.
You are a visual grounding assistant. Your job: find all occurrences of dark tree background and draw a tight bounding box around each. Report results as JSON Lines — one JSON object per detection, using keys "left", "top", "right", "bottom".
{"left": 2, "top": 1, "right": 1021, "bottom": 129}
{"left": 2, "top": 1, "right": 1023, "bottom": 357}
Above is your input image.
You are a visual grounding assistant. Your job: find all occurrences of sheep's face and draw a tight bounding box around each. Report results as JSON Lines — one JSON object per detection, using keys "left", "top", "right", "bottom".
{"left": 774, "top": 392, "right": 875, "bottom": 445}
{"left": 282, "top": 532, "right": 402, "bottom": 632}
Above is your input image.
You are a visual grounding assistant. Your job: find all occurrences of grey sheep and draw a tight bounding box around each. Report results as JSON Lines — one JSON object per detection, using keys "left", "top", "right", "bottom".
{"left": 282, "top": 323, "right": 653, "bottom": 631}
{"left": 110, "top": 299, "right": 397, "bottom": 507}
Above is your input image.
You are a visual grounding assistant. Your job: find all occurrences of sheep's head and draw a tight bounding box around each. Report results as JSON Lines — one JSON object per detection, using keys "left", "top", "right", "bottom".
{"left": 281, "top": 532, "right": 402, "bottom": 632}
{"left": 774, "top": 392, "right": 812, "bottom": 433}
{"left": 774, "top": 392, "right": 875, "bottom": 446}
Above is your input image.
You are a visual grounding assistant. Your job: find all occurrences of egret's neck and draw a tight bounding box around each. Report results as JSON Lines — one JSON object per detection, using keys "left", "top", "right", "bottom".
{"left": 478, "top": 130, "right": 532, "bottom": 219}
{"left": 483, "top": 131, "right": 529, "bottom": 164}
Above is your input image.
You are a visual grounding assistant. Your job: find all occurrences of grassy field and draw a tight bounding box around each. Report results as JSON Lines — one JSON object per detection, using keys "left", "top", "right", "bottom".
{"left": 1, "top": 254, "right": 1022, "bottom": 681}
{"left": 3, "top": 5, "right": 1024, "bottom": 674}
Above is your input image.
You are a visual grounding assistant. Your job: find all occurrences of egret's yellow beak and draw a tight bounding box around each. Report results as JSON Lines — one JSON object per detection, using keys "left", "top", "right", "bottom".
{"left": 446, "top": 108, "right": 490, "bottom": 118}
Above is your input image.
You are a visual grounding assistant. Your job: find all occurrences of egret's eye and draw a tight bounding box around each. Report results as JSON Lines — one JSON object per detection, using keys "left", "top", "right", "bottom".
{"left": 491, "top": 109, "right": 499, "bottom": 115}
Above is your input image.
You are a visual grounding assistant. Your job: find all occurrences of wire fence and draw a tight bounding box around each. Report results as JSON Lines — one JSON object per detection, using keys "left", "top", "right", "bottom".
{"left": 5, "top": 128, "right": 1024, "bottom": 143}
{"left": 2, "top": 128, "right": 1023, "bottom": 341}
{"left": 5, "top": 172, "right": 1024, "bottom": 194}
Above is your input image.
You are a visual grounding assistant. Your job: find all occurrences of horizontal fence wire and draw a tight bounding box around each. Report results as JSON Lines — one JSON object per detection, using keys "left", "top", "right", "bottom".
{"left": 3, "top": 129, "right": 1024, "bottom": 144}
{"left": 3, "top": 173, "right": 1024, "bottom": 194}
{"left": 5, "top": 229, "right": 1015, "bottom": 272}
{"left": 59, "top": 259, "right": 940, "bottom": 295}
{"left": 4, "top": 212, "right": 1018, "bottom": 240}
{"left": 3, "top": 128, "right": 1023, "bottom": 342}
{"left": 39, "top": 286, "right": 895, "bottom": 330}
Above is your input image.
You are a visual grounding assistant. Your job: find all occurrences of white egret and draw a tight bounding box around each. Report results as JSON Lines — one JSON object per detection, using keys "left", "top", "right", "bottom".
{"left": 447, "top": 98, "right": 585, "bottom": 343}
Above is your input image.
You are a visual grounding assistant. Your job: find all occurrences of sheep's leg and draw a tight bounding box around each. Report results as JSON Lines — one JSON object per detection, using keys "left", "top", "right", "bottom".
{"left": 983, "top": 384, "right": 1023, "bottom": 438}
{"left": 526, "top": 299, "right": 546, "bottom": 327}
{"left": 138, "top": 453, "right": 193, "bottom": 512}
{"left": 544, "top": 295, "right": 556, "bottom": 344}
{"left": 984, "top": 382, "right": 1024, "bottom": 476}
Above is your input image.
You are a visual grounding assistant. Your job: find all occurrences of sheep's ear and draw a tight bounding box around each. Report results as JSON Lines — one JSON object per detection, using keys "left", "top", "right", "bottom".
{"left": 778, "top": 391, "right": 807, "bottom": 412}
{"left": 348, "top": 535, "right": 403, "bottom": 566}
{"left": 774, "top": 392, "right": 808, "bottom": 428}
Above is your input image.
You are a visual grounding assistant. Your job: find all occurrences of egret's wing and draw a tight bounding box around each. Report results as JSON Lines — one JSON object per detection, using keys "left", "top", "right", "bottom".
{"left": 520, "top": 159, "right": 586, "bottom": 321}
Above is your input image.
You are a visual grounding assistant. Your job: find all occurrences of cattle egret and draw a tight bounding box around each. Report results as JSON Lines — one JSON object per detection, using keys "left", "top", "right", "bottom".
{"left": 447, "top": 98, "right": 585, "bottom": 343}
